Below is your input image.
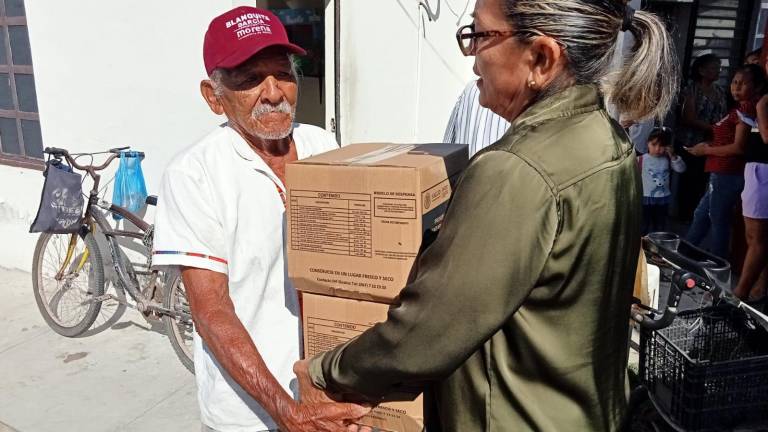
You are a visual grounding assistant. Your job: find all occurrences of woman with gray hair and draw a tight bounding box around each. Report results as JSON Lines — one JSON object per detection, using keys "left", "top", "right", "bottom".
{"left": 294, "top": 1, "right": 678, "bottom": 431}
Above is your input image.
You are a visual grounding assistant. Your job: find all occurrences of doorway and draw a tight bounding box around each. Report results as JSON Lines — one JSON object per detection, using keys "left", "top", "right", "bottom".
{"left": 256, "top": 0, "right": 327, "bottom": 128}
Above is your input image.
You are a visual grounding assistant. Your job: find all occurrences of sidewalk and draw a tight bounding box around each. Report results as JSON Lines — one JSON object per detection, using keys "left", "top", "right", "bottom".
{"left": 0, "top": 267, "right": 198, "bottom": 432}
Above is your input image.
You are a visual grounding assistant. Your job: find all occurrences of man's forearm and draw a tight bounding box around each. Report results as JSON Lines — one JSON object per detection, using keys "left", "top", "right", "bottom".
{"left": 181, "top": 268, "right": 295, "bottom": 424}
{"left": 194, "top": 304, "right": 295, "bottom": 417}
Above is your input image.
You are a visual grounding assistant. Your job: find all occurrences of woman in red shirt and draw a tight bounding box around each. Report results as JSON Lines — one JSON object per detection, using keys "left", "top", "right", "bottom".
{"left": 686, "top": 64, "right": 767, "bottom": 258}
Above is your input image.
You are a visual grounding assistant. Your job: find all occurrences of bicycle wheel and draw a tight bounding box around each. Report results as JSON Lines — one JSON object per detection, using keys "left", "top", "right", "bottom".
{"left": 32, "top": 231, "right": 105, "bottom": 337}
{"left": 162, "top": 272, "right": 194, "bottom": 373}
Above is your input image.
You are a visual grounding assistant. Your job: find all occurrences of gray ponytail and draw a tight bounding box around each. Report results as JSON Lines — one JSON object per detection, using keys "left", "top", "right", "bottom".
{"left": 503, "top": 1, "right": 679, "bottom": 122}
{"left": 608, "top": 11, "right": 679, "bottom": 121}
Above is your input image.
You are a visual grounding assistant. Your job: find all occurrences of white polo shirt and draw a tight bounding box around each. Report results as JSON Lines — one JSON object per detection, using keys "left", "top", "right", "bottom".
{"left": 443, "top": 80, "right": 510, "bottom": 157}
{"left": 152, "top": 123, "right": 338, "bottom": 431}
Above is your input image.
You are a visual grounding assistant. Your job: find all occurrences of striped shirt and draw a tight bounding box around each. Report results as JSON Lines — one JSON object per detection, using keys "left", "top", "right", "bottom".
{"left": 443, "top": 80, "right": 511, "bottom": 156}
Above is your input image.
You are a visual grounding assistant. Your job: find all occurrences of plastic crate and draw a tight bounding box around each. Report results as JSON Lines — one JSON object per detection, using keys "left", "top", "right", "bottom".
{"left": 640, "top": 307, "right": 768, "bottom": 431}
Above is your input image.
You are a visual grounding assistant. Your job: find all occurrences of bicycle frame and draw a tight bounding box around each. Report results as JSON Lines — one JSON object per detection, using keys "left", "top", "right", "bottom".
{"left": 50, "top": 149, "right": 159, "bottom": 309}
{"left": 55, "top": 152, "right": 148, "bottom": 272}
{"left": 92, "top": 195, "right": 156, "bottom": 303}
{"left": 54, "top": 233, "right": 88, "bottom": 281}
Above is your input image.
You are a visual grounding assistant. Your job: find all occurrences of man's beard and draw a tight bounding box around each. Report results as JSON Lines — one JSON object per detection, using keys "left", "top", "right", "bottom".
{"left": 250, "top": 100, "right": 296, "bottom": 140}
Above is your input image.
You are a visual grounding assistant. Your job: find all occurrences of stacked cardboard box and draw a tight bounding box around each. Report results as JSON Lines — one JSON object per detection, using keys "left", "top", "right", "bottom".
{"left": 286, "top": 143, "right": 468, "bottom": 432}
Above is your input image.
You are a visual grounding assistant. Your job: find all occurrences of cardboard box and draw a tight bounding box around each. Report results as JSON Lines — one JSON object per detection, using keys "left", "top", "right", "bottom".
{"left": 287, "top": 143, "right": 467, "bottom": 302}
{"left": 302, "top": 292, "right": 424, "bottom": 432}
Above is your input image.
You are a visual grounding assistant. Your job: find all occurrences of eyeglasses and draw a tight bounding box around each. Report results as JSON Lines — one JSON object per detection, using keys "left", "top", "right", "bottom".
{"left": 455, "top": 23, "right": 516, "bottom": 56}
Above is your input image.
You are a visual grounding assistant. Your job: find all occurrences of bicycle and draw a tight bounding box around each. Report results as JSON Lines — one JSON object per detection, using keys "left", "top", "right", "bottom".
{"left": 31, "top": 146, "right": 195, "bottom": 373}
{"left": 626, "top": 232, "right": 768, "bottom": 432}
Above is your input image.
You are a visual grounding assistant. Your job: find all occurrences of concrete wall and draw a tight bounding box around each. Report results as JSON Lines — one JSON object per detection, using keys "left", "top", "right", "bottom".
{"left": 337, "top": 0, "right": 475, "bottom": 144}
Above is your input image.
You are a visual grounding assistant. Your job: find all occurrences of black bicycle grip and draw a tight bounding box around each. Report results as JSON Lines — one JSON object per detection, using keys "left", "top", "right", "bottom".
{"left": 636, "top": 306, "right": 678, "bottom": 330}
{"left": 44, "top": 147, "right": 67, "bottom": 155}
{"left": 635, "top": 270, "right": 686, "bottom": 330}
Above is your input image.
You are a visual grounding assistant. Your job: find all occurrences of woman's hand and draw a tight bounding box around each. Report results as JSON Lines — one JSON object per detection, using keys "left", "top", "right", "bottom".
{"left": 685, "top": 142, "right": 710, "bottom": 157}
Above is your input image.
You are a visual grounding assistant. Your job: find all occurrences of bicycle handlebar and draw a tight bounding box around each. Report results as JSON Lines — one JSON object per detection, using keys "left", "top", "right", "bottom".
{"left": 632, "top": 270, "right": 708, "bottom": 330}
{"left": 633, "top": 233, "right": 735, "bottom": 330}
{"left": 44, "top": 147, "right": 144, "bottom": 174}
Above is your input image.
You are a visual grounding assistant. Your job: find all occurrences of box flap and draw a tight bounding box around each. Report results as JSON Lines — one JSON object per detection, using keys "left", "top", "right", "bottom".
{"left": 294, "top": 143, "right": 467, "bottom": 176}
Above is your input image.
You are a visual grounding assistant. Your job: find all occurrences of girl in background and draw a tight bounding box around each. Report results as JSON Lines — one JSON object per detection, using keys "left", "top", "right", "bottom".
{"left": 639, "top": 127, "right": 686, "bottom": 234}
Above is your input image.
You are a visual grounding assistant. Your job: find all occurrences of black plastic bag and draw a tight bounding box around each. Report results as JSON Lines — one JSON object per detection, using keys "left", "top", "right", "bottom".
{"left": 29, "top": 159, "right": 85, "bottom": 233}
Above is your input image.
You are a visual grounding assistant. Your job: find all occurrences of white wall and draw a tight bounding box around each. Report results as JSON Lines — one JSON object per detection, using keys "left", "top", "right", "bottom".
{"left": 0, "top": 0, "right": 240, "bottom": 271}
{"left": 338, "top": 0, "right": 475, "bottom": 144}
{"left": 1, "top": 0, "right": 477, "bottom": 271}
{"left": 0, "top": 165, "right": 44, "bottom": 270}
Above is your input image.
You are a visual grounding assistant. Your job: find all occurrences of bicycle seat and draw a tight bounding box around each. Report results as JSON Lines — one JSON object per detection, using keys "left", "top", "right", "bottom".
{"left": 643, "top": 232, "right": 731, "bottom": 292}
{"left": 145, "top": 195, "right": 158, "bottom": 206}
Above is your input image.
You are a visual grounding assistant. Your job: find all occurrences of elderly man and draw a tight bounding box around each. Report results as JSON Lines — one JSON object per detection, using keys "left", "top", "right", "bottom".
{"left": 152, "top": 7, "right": 367, "bottom": 432}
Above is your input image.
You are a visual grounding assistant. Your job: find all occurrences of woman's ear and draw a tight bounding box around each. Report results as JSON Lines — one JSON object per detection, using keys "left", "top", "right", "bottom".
{"left": 528, "top": 37, "right": 570, "bottom": 90}
{"left": 200, "top": 80, "right": 225, "bottom": 115}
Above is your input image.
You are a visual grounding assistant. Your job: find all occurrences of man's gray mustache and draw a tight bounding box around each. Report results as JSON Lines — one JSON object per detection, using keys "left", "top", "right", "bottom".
{"left": 252, "top": 101, "right": 292, "bottom": 117}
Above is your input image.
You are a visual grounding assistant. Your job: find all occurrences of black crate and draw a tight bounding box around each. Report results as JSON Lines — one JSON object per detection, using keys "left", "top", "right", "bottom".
{"left": 640, "top": 307, "right": 768, "bottom": 431}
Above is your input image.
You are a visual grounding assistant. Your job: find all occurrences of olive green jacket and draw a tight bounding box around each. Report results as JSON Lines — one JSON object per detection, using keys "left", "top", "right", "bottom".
{"left": 310, "top": 85, "right": 641, "bottom": 432}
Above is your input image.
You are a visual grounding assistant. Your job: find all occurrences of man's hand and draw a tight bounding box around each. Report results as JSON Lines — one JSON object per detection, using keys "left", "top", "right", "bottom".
{"left": 288, "top": 359, "right": 372, "bottom": 432}
{"left": 278, "top": 401, "right": 370, "bottom": 432}
{"left": 685, "top": 142, "right": 710, "bottom": 157}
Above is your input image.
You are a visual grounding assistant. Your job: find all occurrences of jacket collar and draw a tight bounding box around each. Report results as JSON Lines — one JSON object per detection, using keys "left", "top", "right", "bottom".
{"left": 503, "top": 84, "right": 603, "bottom": 140}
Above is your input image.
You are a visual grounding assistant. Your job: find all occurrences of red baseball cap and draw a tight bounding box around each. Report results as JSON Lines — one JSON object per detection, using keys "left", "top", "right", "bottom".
{"left": 203, "top": 6, "right": 306, "bottom": 76}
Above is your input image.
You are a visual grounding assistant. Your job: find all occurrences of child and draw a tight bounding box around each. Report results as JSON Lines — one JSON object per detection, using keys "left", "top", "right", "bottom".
{"left": 639, "top": 127, "right": 686, "bottom": 234}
